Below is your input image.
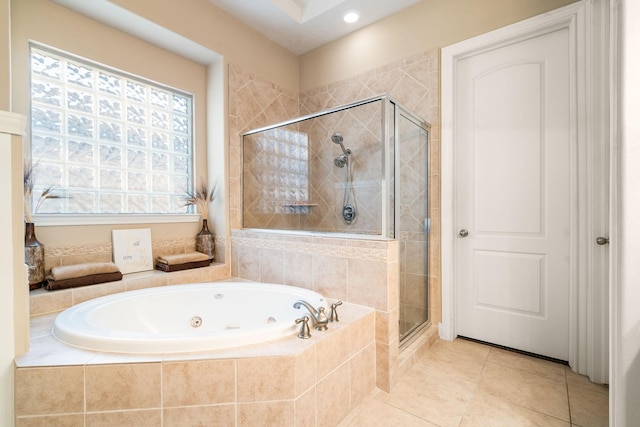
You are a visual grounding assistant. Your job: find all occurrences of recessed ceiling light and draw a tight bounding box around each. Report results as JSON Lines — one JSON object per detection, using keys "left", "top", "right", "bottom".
{"left": 343, "top": 10, "right": 360, "bottom": 24}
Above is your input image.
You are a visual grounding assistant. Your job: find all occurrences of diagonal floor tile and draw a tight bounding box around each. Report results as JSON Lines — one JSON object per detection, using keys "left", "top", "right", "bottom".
{"left": 460, "top": 390, "right": 571, "bottom": 427}
{"left": 342, "top": 339, "right": 607, "bottom": 427}
{"left": 377, "top": 366, "right": 476, "bottom": 427}
{"left": 343, "top": 399, "right": 439, "bottom": 427}
{"left": 567, "top": 380, "right": 609, "bottom": 427}
{"left": 487, "top": 347, "right": 567, "bottom": 382}
{"left": 478, "top": 362, "right": 570, "bottom": 421}
{"left": 422, "top": 339, "right": 491, "bottom": 365}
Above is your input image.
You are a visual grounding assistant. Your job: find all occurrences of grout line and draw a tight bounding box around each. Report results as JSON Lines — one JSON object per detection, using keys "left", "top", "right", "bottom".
{"left": 83, "top": 365, "right": 87, "bottom": 427}
{"left": 457, "top": 336, "right": 569, "bottom": 366}
{"left": 160, "top": 362, "right": 164, "bottom": 426}
{"left": 234, "top": 359, "right": 238, "bottom": 427}
{"left": 458, "top": 349, "right": 490, "bottom": 426}
{"left": 565, "top": 366, "right": 574, "bottom": 425}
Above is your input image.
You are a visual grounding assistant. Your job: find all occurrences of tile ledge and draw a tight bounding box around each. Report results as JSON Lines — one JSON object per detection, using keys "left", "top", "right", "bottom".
{"left": 16, "top": 299, "right": 373, "bottom": 368}
{"left": 29, "top": 262, "right": 230, "bottom": 316}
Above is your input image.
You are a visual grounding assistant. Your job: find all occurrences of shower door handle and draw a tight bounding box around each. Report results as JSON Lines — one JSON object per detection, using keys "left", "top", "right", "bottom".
{"left": 459, "top": 229, "right": 469, "bottom": 238}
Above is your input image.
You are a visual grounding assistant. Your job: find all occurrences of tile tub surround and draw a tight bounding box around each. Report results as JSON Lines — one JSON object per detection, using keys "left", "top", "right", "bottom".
{"left": 16, "top": 300, "right": 376, "bottom": 427}
{"left": 231, "top": 229, "right": 402, "bottom": 392}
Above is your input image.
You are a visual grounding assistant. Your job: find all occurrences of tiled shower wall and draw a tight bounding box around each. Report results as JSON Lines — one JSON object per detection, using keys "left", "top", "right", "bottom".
{"left": 228, "top": 66, "right": 300, "bottom": 229}
{"left": 297, "top": 50, "right": 441, "bottom": 330}
{"left": 228, "top": 49, "right": 440, "bottom": 391}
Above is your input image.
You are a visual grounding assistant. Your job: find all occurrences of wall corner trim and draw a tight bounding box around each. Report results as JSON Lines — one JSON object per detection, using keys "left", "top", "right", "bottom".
{"left": 0, "top": 111, "right": 27, "bottom": 136}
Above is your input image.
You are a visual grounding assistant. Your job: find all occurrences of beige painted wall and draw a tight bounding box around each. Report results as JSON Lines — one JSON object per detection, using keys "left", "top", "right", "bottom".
{"left": 10, "top": 0, "right": 301, "bottom": 249}
{"left": 1, "top": 2, "right": 14, "bottom": 425}
{"left": 111, "top": 0, "right": 299, "bottom": 92}
{"left": 11, "top": 0, "right": 209, "bottom": 246}
{"left": 0, "top": 0, "right": 9, "bottom": 111}
{"left": 299, "top": 0, "right": 577, "bottom": 91}
{"left": 0, "top": 117, "right": 28, "bottom": 427}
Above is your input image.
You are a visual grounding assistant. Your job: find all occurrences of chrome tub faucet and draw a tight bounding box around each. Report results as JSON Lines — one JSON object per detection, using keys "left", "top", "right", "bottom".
{"left": 293, "top": 300, "right": 329, "bottom": 331}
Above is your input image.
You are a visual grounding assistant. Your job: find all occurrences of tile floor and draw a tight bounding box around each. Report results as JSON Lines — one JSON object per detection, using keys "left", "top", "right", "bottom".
{"left": 340, "top": 338, "right": 609, "bottom": 427}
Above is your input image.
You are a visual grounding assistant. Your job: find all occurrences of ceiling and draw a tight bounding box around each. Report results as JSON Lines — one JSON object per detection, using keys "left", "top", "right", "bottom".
{"left": 207, "top": 0, "right": 422, "bottom": 55}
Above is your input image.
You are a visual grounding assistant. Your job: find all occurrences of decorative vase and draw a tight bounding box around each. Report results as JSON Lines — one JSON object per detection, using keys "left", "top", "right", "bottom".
{"left": 25, "top": 222, "right": 45, "bottom": 290}
{"left": 195, "top": 218, "right": 215, "bottom": 261}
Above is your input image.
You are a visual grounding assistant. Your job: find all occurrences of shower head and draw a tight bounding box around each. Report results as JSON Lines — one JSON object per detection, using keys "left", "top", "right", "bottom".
{"left": 331, "top": 133, "right": 352, "bottom": 157}
{"left": 334, "top": 154, "right": 348, "bottom": 168}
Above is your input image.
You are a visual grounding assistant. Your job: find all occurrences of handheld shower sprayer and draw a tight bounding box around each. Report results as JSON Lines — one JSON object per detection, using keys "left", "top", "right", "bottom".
{"left": 334, "top": 154, "right": 348, "bottom": 168}
{"left": 332, "top": 133, "right": 351, "bottom": 168}
{"left": 331, "top": 132, "right": 357, "bottom": 224}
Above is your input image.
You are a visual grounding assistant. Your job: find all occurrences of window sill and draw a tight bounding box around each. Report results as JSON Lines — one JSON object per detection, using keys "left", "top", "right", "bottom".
{"left": 28, "top": 262, "right": 230, "bottom": 318}
{"left": 32, "top": 213, "right": 201, "bottom": 227}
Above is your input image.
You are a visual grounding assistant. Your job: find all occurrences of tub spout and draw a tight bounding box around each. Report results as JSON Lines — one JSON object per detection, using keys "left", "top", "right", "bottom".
{"left": 293, "top": 300, "right": 329, "bottom": 331}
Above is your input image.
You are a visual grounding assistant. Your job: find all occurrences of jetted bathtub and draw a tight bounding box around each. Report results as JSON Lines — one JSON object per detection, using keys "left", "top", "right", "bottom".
{"left": 52, "top": 282, "right": 327, "bottom": 354}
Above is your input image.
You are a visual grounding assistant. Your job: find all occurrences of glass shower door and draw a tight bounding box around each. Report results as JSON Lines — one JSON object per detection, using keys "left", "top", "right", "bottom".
{"left": 397, "top": 110, "right": 430, "bottom": 343}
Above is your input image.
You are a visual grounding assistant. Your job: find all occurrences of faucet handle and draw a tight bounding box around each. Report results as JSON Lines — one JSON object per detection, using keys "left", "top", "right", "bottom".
{"left": 315, "top": 307, "right": 329, "bottom": 331}
{"left": 329, "top": 301, "right": 343, "bottom": 322}
{"left": 295, "top": 316, "right": 311, "bottom": 339}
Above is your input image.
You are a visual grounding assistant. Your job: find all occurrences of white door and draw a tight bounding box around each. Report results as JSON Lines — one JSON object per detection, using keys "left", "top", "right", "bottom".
{"left": 454, "top": 27, "right": 572, "bottom": 361}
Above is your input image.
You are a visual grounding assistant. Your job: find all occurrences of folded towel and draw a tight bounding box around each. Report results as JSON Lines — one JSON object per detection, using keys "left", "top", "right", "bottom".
{"left": 44, "top": 271, "right": 123, "bottom": 291}
{"left": 49, "top": 262, "right": 121, "bottom": 281}
{"left": 156, "top": 252, "right": 210, "bottom": 265}
{"left": 155, "top": 259, "right": 211, "bottom": 272}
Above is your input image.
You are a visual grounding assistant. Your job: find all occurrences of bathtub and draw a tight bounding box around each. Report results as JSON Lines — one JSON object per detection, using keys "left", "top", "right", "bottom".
{"left": 52, "top": 282, "right": 327, "bottom": 354}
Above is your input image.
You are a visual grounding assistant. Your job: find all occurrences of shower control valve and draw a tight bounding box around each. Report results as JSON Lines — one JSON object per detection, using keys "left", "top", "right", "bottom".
{"left": 343, "top": 205, "right": 356, "bottom": 223}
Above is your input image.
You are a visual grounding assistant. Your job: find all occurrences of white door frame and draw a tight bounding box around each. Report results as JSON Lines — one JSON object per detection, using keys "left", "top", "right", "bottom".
{"left": 441, "top": 0, "right": 610, "bottom": 382}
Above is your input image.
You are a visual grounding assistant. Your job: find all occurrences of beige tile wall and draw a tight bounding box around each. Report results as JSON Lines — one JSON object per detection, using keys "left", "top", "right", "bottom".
{"left": 298, "top": 50, "right": 441, "bottom": 329}
{"left": 42, "top": 235, "right": 227, "bottom": 274}
{"left": 228, "top": 49, "right": 440, "bottom": 391}
{"left": 15, "top": 305, "right": 376, "bottom": 427}
{"left": 228, "top": 64, "right": 301, "bottom": 231}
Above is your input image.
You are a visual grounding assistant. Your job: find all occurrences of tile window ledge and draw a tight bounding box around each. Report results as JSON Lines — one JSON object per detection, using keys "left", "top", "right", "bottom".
{"left": 28, "top": 262, "right": 230, "bottom": 317}
{"left": 33, "top": 213, "right": 200, "bottom": 227}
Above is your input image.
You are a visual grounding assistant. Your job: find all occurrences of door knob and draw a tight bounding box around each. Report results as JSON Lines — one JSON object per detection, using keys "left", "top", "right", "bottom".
{"left": 596, "top": 236, "right": 609, "bottom": 245}
{"left": 459, "top": 229, "right": 469, "bottom": 238}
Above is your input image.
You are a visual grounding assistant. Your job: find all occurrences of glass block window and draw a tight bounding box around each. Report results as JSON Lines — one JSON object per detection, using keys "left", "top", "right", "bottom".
{"left": 29, "top": 45, "right": 194, "bottom": 215}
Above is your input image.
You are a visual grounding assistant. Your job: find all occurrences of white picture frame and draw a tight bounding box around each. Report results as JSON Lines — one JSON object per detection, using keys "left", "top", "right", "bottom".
{"left": 112, "top": 228, "right": 153, "bottom": 274}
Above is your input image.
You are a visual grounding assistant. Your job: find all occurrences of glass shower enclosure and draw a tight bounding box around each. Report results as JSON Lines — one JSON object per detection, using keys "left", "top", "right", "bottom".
{"left": 242, "top": 95, "right": 430, "bottom": 343}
